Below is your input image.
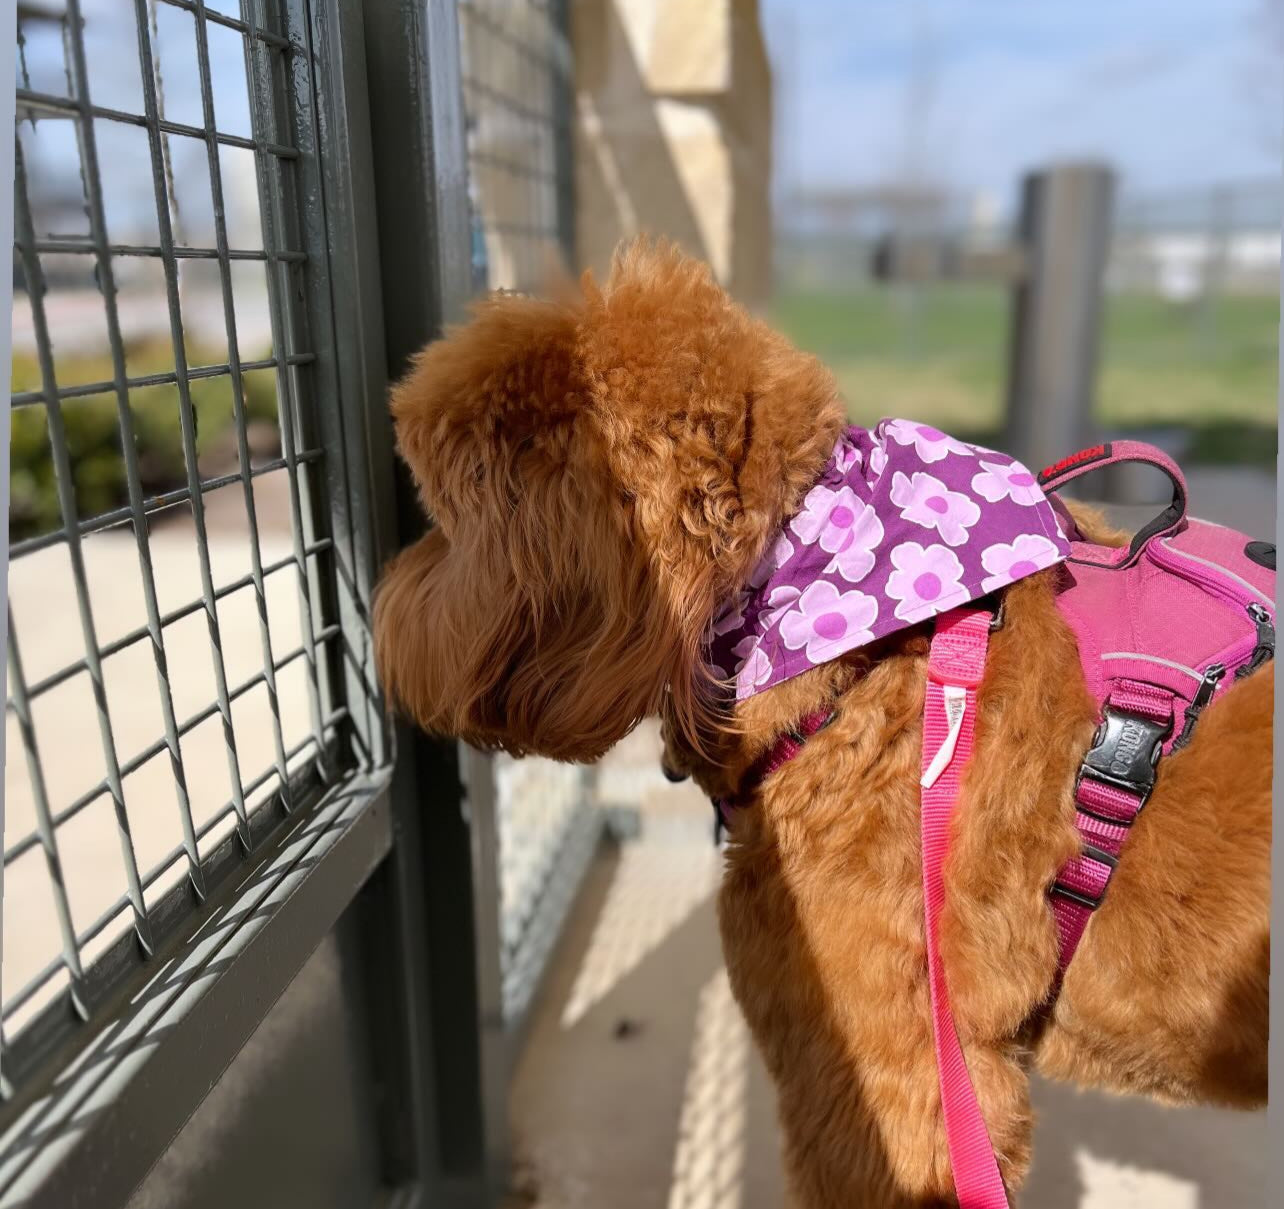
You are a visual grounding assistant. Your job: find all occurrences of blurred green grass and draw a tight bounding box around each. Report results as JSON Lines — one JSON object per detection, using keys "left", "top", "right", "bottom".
{"left": 770, "top": 286, "right": 1278, "bottom": 466}
{"left": 9, "top": 341, "right": 281, "bottom": 540}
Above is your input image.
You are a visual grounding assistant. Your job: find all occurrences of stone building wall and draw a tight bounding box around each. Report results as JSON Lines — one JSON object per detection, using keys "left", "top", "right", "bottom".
{"left": 573, "top": 0, "right": 773, "bottom": 307}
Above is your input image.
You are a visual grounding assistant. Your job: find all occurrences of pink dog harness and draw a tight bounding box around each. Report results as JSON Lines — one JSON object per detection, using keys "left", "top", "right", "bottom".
{"left": 1039, "top": 441, "right": 1274, "bottom": 978}
{"left": 710, "top": 434, "right": 1275, "bottom": 1208}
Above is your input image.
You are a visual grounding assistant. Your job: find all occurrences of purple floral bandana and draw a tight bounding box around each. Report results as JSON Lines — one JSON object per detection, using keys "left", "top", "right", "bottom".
{"left": 708, "top": 419, "right": 1071, "bottom": 699}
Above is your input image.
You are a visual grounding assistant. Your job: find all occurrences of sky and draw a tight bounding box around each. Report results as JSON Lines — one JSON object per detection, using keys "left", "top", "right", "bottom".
{"left": 760, "top": 0, "right": 1283, "bottom": 210}
{"left": 16, "top": 0, "right": 1282, "bottom": 235}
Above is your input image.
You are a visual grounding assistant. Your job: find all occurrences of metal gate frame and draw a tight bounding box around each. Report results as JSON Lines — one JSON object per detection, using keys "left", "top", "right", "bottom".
{"left": 2, "top": 2, "right": 509, "bottom": 1206}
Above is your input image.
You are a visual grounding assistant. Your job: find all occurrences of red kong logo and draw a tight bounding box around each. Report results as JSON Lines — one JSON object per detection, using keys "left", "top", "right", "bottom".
{"left": 1038, "top": 443, "right": 1111, "bottom": 485}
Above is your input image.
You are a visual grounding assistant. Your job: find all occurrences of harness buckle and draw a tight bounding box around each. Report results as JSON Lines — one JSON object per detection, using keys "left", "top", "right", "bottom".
{"left": 1075, "top": 706, "right": 1171, "bottom": 807}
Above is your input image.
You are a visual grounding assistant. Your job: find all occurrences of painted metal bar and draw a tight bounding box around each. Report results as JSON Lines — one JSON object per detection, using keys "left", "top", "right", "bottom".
{"left": 154, "top": 0, "right": 297, "bottom": 50}
{"left": 13, "top": 89, "right": 299, "bottom": 158}
{"left": 128, "top": 0, "right": 257, "bottom": 850}
{"left": 1, "top": 707, "right": 347, "bottom": 1038}
{"left": 13, "top": 623, "right": 344, "bottom": 856}
{"left": 283, "top": 0, "right": 391, "bottom": 775}
{"left": 3, "top": 622, "right": 88, "bottom": 1018}
{"left": 12, "top": 119, "right": 154, "bottom": 956}
{"left": 11, "top": 538, "right": 333, "bottom": 707}
{"left": 0, "top": 713, "right": 347, "bottom": 1101}
{"left": 8, "top": 451, "right": 324, "bottom": 558}
{"left": 23, "top": 239, "right": 306, "bottom": 261}
{"left": 240, "top": 0, "right": 333, "bottom": 778}
{"left": 59, "top": 0, "right": 208, "bottom": 906}
{"left": 9, "top": 353, "right": 314, "bottom": 410}
{"left": 361, "top": 1, "right": 497, "bottom": 1202}
{"left": 189, "top": 0, "right": 293, "bottom": 811}
{"left": 0, "top": 775, "right": 392, "bottom": 1209}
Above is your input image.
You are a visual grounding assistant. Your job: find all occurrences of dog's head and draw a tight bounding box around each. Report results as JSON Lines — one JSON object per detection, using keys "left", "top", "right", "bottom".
{"left": 373, "top": 239, "right": 843, "bottom": 762}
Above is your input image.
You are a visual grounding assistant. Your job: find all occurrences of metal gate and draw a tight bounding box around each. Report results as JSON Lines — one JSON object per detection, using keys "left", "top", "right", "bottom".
{"left": 3, "top": 2, "right": 579, "bottom": 1205}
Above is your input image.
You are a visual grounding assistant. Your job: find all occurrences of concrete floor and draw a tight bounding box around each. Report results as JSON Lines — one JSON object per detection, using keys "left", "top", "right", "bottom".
{"left": 505, "top": 720, "right": 1268, "bottom": 1209}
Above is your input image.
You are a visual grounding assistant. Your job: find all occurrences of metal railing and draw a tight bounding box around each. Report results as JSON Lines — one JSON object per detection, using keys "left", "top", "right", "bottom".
{"left": 3, "top": 4, "right": 591, "bottom": 1204}
{"left": 456, "top": 0, "right": 600, "bottom": 1044}
{"left": 1, "top": 3, "right": 417, "bottom": 1203}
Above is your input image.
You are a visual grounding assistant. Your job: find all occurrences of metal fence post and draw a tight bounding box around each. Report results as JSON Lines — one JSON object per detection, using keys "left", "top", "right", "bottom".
{"left": 359, "top": 2, "right": 504, "bottom": 1207}
{"left": 1003, "top": 162, "right": 1116, "bottom": 475}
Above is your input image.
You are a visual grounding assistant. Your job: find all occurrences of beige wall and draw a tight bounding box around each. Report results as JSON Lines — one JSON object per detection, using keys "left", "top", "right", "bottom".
{"left": 573, "top": 0, "right": 773, "bottom": 306}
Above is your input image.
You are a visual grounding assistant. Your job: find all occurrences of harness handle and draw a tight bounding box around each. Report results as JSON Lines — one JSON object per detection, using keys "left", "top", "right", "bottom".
{"left": 1036, "top": 439, "right": 1188, "bottom": 569}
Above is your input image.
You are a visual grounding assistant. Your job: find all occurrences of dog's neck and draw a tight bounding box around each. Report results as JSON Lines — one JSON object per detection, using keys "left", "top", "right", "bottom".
{"left": 682, "top": 574, "right": 1090, "bottom": 826}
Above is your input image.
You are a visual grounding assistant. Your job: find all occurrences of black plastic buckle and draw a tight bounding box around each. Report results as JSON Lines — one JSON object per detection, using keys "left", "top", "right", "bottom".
{"left": 1075, "top": 706, "right": 1171, "bottom": 809}
{"left": 1051, "top": 843, "right": 1119, "bottom": 910}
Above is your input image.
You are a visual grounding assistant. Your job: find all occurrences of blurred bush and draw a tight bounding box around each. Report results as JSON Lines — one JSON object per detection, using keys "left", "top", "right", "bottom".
{"left": 9, "top": 341, "right": 281, "bottom": 540}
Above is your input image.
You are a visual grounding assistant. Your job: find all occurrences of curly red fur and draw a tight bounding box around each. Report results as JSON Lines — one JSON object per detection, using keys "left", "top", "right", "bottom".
{"left": 376, "top": 239, "right": 841, "bottom": 759}
{"left": 375, "top": 238, "right": 1270, "bottom": 1205}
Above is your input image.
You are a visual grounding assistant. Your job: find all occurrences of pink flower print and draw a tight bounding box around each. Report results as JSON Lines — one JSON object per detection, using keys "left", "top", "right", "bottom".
{"left": 734, "top": 638, "right": 774, "bottom": 695}
{"left": 747, "top": 531, "right": 796, "bottom": 590}
{"left": 867, "top": 439, "right": 888, "bottom": 478}
{"left": 971, "top": 458, "right": 1045, "bottom": 507}
{"left": 889, "top": 470, "right": 981, "bottom": 547}
{"left": 824, "top": 500, "right": 884, "bottom": 583}
{"left": 760, "top": 584, "right": 802, "bottom": 632}
{"left": 980, "top": 534, "right": 1062, "bottom": 593}
{"left": 778, "top": 581, "right": 878, "bottom": 662}
{"left": 711, "top": 590, "right": 750, "bottom": 636}
{"left": 789, "top": 484, "right": 845, "bottom": 547}
{"left": 833, "top": 434, "right": 862, "bottom": 474}
{"left": 883, "top": 419, "right": 973, "bottom": 464}
{"left": 886, "top": 542, "right": 966, "bottom": 622}
{"left": 788, "top": 484, "right": 878, "bottom": 569}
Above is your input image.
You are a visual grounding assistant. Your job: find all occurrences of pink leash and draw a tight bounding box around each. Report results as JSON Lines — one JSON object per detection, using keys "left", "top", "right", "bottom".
{"left": 920, "top": 606, "right": 1010, "bottom": 1208}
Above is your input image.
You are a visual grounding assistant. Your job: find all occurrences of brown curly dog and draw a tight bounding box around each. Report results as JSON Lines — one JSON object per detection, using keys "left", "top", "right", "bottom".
{"left": 373, "top": 239, "right": 1270, "bottom": 1206}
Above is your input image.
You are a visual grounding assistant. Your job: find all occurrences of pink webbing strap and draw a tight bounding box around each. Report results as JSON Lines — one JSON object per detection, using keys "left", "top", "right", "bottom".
{"left": 712, "top": 709, "right": 834, "bottom": 836}
{"left": 1036, "top": 438, "right": 1187, "bottom": 505}
{"left": 921, "top": 607, "right": 1009, "bottom": 1208}
{"left": 1050, "top": 679, "right": 1176, "bottom": 976}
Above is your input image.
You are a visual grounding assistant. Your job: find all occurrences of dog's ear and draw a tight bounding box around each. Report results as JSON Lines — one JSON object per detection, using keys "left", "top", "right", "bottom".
{"left": 377, "top": 284, "right": 701, "bottom": 761}
{"left": 389, "top": 291, "right": 585, "bottom": 536}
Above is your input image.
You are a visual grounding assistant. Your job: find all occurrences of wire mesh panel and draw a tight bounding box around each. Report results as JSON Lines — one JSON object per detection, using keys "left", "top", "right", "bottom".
{"left": 4, "top": 0, "right": 383, "bottom": 1103}
{"left": 456, "top": 0, "right": 595, "bottom": 1026}
{"left": 459, "top": 0, "right": 574, "bottom": 293}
